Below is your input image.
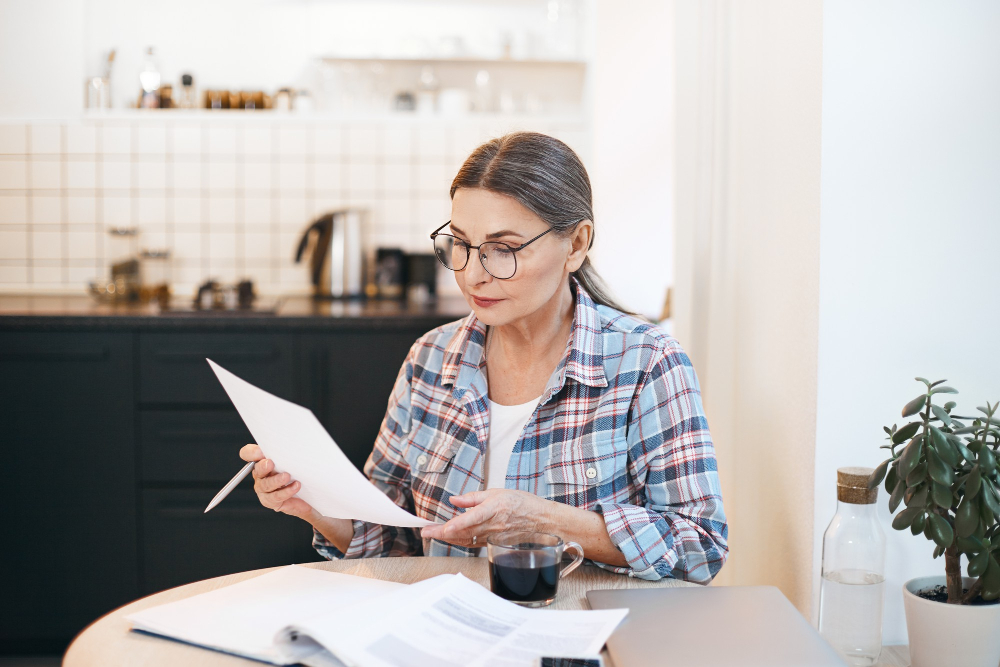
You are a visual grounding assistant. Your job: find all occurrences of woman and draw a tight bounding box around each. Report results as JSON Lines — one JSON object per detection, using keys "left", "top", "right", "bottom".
{"left": 242, "top": 132, "right": 728, "bottom": 582}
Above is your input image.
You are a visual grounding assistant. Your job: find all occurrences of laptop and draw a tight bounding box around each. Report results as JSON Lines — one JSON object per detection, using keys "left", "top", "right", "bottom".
{"left": 587, "top": 586, "right": 846, "bottom": 667}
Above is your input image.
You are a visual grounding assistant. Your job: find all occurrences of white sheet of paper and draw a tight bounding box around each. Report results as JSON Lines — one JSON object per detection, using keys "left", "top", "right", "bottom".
{"left": 276, "top": 574, "right": 628, "bottom": 667}
{"left": 125, "top": 566, "right": 403, "bottom": 665}
{"left": 207, "top": 358, "right": 432, "bottom": 527}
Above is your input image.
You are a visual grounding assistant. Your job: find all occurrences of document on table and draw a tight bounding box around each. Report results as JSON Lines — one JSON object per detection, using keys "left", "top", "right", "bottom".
{"left": 274, "top": 574, "right": 629, "bottom": 667}
{"left": 125, "top": 566, "right": 403, "bottom": 665}
{"left": 207, "top": 358, "right": 432, "bottom": 528}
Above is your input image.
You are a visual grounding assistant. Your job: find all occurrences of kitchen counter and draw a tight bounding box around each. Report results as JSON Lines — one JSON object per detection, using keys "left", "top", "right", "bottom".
{"left": 0, "top": 294, "right": 472, "bottom": 331}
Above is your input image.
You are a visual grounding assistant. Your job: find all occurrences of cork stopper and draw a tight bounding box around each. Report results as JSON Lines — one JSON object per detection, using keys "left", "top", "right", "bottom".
{"left": 838, "top": 466, "right": 879, "bottom": 504}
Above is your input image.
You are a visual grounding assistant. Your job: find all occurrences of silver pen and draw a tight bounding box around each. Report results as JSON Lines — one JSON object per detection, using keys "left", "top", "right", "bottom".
{"left": 204, "top": 461, "right": 256, "bottom": 513}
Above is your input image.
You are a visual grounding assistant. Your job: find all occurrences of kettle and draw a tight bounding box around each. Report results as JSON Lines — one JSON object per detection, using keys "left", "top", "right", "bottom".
{"left": 294, "top": 209, "right": 367, "bottom": 298}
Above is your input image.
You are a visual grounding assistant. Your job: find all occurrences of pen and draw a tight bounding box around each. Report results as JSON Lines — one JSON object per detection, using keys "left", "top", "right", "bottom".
{"left": 204, "top": 461, "right": 256, "bottom": 513}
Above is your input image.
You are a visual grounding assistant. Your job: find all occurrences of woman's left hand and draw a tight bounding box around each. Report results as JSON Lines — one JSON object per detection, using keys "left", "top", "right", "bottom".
{"left": 420, "top": 489, "right": 552, "bottom": 547}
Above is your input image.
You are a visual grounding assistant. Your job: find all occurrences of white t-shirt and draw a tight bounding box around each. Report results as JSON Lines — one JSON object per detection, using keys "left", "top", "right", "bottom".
{"left": 476, "top": 395, "right": 541, "bottom": 557}
{"left": 484, "top": 396, "right": 542, "bottom": 490}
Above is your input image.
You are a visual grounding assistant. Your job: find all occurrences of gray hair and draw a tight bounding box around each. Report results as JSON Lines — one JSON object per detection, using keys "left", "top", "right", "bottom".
{"left": 450, "top": 131, "right": 634, "bottom": 315}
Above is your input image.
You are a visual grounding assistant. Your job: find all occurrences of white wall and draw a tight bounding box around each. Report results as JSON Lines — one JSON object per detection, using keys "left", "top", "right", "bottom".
{"left": 0, "top": 0, "right": 86, "bottom": 117}
{"left": 815, "top": 0, "right": 1000, "bottom": 644}
{"left": 0, "top": 0, "right": 588, "bottom": 118}
{"left": 672, "top": 0, "right": 823, "bottom": 613}
{"left": 589, "top": 0, "right": 672, "bottom": 318}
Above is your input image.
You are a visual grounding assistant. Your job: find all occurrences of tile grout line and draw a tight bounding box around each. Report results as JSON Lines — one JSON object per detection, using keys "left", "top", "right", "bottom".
{"left": 24, "top": 124, "right": 32, "bottom": 285}
{"left": 236, "top": 123, "right": 245, "bottom": 279}
{"left": 95, "top": 121, "right": 105, "bottom": 282}
{"left": 60, "top": 124, "right": 69, "bottom": 285}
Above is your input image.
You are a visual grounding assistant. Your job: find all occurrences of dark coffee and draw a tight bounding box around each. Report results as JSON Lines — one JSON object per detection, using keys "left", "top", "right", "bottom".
{"left": 488, "top": 549, "right": 559, "bottom": 603}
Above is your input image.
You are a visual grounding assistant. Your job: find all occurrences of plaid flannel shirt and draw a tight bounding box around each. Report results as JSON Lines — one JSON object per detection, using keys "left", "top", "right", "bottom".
{"left": 314, "top": 277, "right": 728, "bottom": 582}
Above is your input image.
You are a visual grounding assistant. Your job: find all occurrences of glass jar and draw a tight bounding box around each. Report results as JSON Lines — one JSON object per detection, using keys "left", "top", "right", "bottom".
{"left": 818, "top": 466, "right": 887, "bottom": 665}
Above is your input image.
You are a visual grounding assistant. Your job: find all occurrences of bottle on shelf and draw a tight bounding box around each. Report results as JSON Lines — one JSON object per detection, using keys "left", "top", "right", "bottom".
{"left": 817, "top": 467, "right": 887, "bottom": 666}
{"left": 176, "top": 74, "right": 197, "bottom": 109}
{"left": 138, "top": 46, "right": 161, "bottom": 109}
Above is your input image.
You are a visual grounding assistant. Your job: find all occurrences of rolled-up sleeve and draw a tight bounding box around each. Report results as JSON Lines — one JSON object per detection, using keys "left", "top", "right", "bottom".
{"left": 594, "top": 345, "right": 728, "bottom": 583}
{"left": 313, "top": 344, "right": 424, "bottom": 560}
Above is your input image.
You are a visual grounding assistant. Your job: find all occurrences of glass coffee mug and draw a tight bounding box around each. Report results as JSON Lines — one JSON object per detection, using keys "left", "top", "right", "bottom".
{"left": 486, "top": 532, "right": 584, "bottom": 607}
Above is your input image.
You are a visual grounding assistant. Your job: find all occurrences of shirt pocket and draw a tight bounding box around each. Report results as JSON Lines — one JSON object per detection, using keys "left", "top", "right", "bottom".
{"left": 403, "top": 423, "right": 459, "bottom": 479}
{"left": 544, "top": 428, "right": 627, "bottom": 491}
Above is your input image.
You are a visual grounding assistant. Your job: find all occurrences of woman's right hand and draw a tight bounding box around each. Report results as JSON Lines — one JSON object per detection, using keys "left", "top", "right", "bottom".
{"left": 239, "top": 444, "right": 355, "bottom": 552}
{"left": 240, "top": 444, "right": 314, "bottom": 520}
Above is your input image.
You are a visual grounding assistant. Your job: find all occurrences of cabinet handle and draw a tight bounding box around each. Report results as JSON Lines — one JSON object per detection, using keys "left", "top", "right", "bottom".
{"left": 151, "top": 348, "right": 278, "bottom": 363}
{"left": 0, "top": 346, "right": 109, "bottom": 361}
{"left": 154, "top": 429, "right": 246, "bottom": 440}
{"left": 157, "top": 505, "right": 265, "bottom": 519}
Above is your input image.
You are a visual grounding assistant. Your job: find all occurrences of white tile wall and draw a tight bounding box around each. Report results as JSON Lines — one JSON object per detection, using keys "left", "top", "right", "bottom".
{"left": 0, "top": 116, "right": 590, "bottom": 295}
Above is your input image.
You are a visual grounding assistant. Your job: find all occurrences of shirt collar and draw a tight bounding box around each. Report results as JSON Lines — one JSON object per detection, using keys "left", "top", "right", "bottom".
{"left": 441, "top": 276, "right": 608, "bottom": 394}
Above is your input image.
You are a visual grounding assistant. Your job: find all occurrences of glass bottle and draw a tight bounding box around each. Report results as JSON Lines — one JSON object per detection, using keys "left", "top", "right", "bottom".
{"left": 138, "top": 46, "right": 161, "bottom": 109}
{"left": 818, "top": 467, "right": 887, "bottom": 665}
{"left": 177, "top": 74, "right": 197, "bottom": 109}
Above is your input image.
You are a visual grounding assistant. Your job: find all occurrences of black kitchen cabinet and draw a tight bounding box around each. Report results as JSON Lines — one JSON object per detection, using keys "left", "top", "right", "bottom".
{"left": 0, "top": 299, "right": 462, "bottom": 655}
{"left": 0, "top": 332, "right": 138, "bottom": 653}
{"left": 138, "top": 332, "right": 298, "bottom": 406}
{"left": 303, "top": 331, "right": 418, "bottom": 471}
{"left": 140, "top": 409, "right": 256, "bottom": 484}
{"left": 140, "top": 489, "right": 318, "bottom": 595}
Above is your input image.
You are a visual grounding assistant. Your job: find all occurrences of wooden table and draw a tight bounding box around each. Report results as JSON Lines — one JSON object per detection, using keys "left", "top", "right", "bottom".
{"left": 63, "top": 557, "right": 911, "bottom": 667}
{"left": 63, "top": 557, "right": 694, "bottom": 667}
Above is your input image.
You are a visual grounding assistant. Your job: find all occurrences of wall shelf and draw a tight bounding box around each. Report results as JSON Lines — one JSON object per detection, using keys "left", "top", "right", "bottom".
{"left": 318, "top": 56, "right": 587, "bottom": 68}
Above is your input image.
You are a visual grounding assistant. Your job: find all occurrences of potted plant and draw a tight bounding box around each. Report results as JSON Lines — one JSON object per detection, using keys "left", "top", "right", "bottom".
{"left": 868, "top": 378, "right": 1000, "bottom": 667}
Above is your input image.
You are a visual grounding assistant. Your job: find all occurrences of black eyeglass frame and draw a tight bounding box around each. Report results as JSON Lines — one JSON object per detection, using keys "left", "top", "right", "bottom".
{"left": 430, "top": 220, "right": 555, "bottom": 280}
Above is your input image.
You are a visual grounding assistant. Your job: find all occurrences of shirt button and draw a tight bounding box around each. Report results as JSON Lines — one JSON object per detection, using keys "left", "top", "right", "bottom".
{"left": 585, "top": 467, "right": 598, "bottom": 480}
{"left": 416, "top": 454, "right": 429, "bottom": 468}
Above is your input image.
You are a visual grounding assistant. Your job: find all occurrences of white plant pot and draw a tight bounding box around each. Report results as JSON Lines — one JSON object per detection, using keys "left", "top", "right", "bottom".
{"left": 903, "top": 576, "right": 1000, "bottom": 667}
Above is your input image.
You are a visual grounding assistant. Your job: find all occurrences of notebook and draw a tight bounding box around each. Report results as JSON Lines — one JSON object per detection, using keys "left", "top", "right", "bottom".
{"left": 126, "top": 565, "right": 628, "bottom": 667}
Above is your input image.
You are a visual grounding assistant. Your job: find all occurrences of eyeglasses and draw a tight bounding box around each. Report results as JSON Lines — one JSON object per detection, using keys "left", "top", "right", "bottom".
{"left": 430, "top": 221, "right": 554, "bottom": 280}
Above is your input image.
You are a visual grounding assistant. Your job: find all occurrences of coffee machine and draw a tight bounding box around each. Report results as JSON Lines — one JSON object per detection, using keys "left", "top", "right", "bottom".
{"left": 294, "top": 209, "right": 367, "bottom": 299}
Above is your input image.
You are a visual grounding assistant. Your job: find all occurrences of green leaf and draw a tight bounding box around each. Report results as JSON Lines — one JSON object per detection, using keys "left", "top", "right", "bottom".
{"left": 980, "top": 447, "right": 997, "bottom": 475}
{"left": 931, "top": 405, "right": 953, "bottom": 427}
{"left": 945, "top": 401, "right": 957, "bottom": 411}
{"left": 927, "top": 513, "right": 955, "bottom": 548}
{"left": 930, "top": 426, "right": 961, "bottom": 468}
{"left": 956, "top": 497, "right": 980, "bottom": 538}
{"left": 868, "top": 460, "right": 890, "bottom": 489}
{"left": 931, "top": 386, "right": 958, "bottom": 395}
{"left": 967, "top": 465, "right": 983, "bottom": 500}
{"left": 903, "top": 394, "right": 928, "bottom": 417}
{"left": 893, "top": 422, "right": 921, "bottom": 444}
{"left": 926, "top": 449, "right": 954, "bottom": 487}
{"left": 884, "top": 464, "right": 899, "bottom": 495}
{"left": 906, "top": 485, "right": 929, "bottom": 509}
{"left": 889, "top": 478, "right": 906, "bottom": 513}
{"left": 981, "top": 480, "right": 1000, "bottom": 516}
{"left": 893, "top": 507, "right": 922, "bottom": 530}
{"left": 952, "top": 426, "right": 980, "bottom": 435}
{"left": 981, "top": 494, "right": 995, "bottom": 526}
{"left": 969, "top": 550, "right": 990, "bottom": 577}
{"left": 957, "top": 535, "right": 985, "bottom": 554}
{"left": 948, "top": 435, "right": 976, "bottom": 463}
{"left": 933, "top": 544, "right": 946, "bottom": 559}
{"left": 932, "top": 482, "right": 954, "bottom": 509}
{"left": 910, "top": 512, "right": 927, "bottom": 535}
{"left": 906, "top": 461, "right": 928, "bottom": 487}
{"left": 982, "top": 555, "right": 1000, "bottom": 601}
{"left": 898, "top": 435, "right": 925, "bottom": 480}
{"left": 915, "top": 377, "right": 930, "bottom": 386}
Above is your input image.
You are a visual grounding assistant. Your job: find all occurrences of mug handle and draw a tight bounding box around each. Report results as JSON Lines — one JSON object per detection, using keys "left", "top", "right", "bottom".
{"left": 559, "top": 541, "right": 584, "bottom": 579}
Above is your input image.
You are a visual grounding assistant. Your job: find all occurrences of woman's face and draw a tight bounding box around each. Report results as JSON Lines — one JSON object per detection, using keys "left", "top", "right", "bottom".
{"left": 449, "top": 187, "right": 588, "bottom": 327}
